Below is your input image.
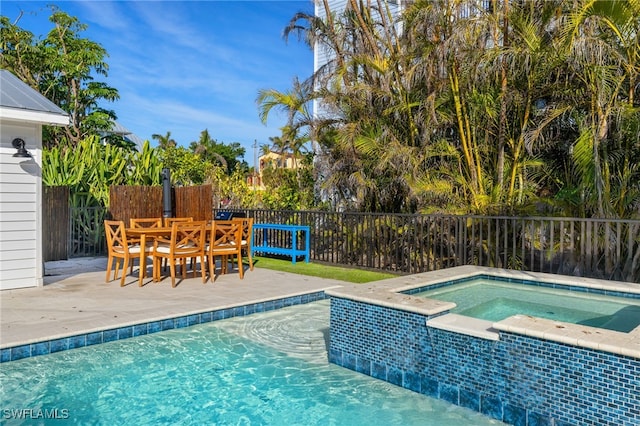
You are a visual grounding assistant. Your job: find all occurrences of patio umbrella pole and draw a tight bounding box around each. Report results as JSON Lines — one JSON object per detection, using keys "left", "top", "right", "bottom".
{"left": 162, "top": 168, "right": 172, "bottom": 219}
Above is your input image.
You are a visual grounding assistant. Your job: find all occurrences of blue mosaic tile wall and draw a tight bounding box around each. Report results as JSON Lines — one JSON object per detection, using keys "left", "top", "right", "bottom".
{"left": 329, "top": 297, "right": 640, "bottom": 426}
{"left": 1, "top": 291, "right": 326, "bottom": 363}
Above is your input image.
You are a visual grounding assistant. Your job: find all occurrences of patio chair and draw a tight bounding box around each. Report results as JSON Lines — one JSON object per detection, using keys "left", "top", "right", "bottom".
{"left": 164, "top": 217, "right": 193, "bottom": 227}
{"left": 129, "top": 218, "right": 163, "bottom": 245}
{"left": 130, "top": 217, "right": 163, "bottom": 229}
{"left": 153, "top": 221, "right": 207, "bottom": 287}
{"left": 207, "top": 219, "right": 244, "bottom": 281}
{"left": 104, "top": 220, "right": 152, "bottom": 287}
{"left": 162, "top": 217, "right": 193, "bottom": 270}
{"left": 239, "top": 217, "right": 254, "bottom": 271}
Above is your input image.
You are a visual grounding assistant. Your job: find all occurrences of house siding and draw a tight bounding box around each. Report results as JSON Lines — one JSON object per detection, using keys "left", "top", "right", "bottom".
{"left": 0, "top": 120, "right": 43, "bottom": 289}
{"left": 313, "top": 0, "right": 349, "bottom": 122}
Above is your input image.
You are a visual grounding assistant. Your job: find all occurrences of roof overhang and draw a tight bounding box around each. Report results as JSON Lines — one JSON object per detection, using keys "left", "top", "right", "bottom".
{"left": 0, "top": 106, "right": 70, "bottom": 126}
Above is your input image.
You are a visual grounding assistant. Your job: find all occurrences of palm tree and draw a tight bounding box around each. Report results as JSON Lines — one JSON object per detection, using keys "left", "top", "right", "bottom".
{"left": 304, "top": 0, "right": 424, "bottom": 212}
{"left": 256, "top": 76, "right": 314, "bottom": 140}
{"left": 277, "top": 0, "right": 639, "bottom": 216}
{"left": 189, "top": 129, "right": 228, "bottom": 172}
{"left": 559, "top": 0, "right": 640, "bottom": 217}
{"left": 151, "top": 131, "right": 177, "bottom": 149}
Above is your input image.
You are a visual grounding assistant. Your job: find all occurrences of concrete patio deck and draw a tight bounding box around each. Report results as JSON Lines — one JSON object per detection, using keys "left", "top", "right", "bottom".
{"left": 0, "top": 257, "right": 352, "bottom": 349}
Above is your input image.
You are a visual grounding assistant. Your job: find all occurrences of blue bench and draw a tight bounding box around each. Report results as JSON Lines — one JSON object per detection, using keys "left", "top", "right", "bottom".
{"left": 251, "top": 223, "right": 310, "bottom": 264}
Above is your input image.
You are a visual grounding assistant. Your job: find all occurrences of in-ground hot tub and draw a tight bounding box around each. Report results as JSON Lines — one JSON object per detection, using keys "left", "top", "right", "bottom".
{"left": 326, "top": 266, "right": 640, "bottom": 426}
{"left": 408, "top": 276, "right": 640, "bottom": 332}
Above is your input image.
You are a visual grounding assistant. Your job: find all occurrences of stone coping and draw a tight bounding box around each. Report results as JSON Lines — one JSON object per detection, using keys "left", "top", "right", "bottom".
{"left": 0, "top": 288, "right": 338, "bottom": 350}
{"left": 1, "top": 257, "right": 351, "bottom": 351}
{"left": 1, "top": 291, "right": 329, "bottom": 362}
{"left": 325, "top": 266, "right": 640, "bottom": 358}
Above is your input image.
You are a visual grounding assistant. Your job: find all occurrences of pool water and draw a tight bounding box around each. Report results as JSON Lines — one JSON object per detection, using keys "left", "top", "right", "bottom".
{"left": 414, "top": 279, "right": 640, "bottom": 332}
{"left": 0, "top": 300, "right": 501, "bottom": 425}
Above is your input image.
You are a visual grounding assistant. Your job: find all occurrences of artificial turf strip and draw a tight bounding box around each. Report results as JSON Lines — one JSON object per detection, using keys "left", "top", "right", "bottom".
{"left": 251, "top": 256, "right": 398, "bottom": 284}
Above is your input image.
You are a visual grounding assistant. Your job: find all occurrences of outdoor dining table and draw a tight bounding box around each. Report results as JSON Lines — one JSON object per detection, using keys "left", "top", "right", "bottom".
{"left": 126, "top": 223, "right": 219, "bottom": 284}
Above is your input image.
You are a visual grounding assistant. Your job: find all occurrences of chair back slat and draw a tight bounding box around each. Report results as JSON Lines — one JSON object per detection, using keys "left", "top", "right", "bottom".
{"left": 240, "top": 217, "right": 253, "bottom": 243}
{"left": 105, "top": 220, "right": 126, "bottom": 250}
{"left": 211, "top": 219, "right": 243, "bottom": 248}
{"left": 130, "top": 218, "right": 162, "bottom": 229}
{"left": 171, "top": 221, "right": 207, "bottom": 254}
{"left": 164, "top": 217, "right": 193, "bottom": 227}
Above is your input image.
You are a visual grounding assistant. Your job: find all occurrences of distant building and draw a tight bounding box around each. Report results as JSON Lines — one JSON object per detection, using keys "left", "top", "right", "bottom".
{"left": 101, "top": 121, "right": 146, "bottom": 151}
{"left": 313, "top": 0, "right": 405, "bottom": 123}
{"left": 248, "top": 151, "right": 300, "bottom": 190}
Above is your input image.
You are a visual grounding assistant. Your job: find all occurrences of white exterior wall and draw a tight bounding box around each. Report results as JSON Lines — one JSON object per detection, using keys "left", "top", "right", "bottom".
{"left": 0, "top": 119, "right": 43, "bottom": 289}
{"left": 313, "top": 0, "right": 348, "bottom": 123}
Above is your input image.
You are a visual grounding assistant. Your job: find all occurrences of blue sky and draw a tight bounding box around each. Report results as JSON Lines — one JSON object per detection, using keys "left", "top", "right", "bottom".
{"left": 3, "top": 0, "right": 314, "bottom": 165}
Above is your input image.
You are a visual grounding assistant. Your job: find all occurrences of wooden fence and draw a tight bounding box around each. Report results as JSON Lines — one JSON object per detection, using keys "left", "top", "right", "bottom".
{"left": 43, "top": 185, "right": 213, "bottom": 260}
{"left": 43, "top": 186, "right": 69, "bottom": 261}
{"left": 173, "top": 185, "right": 213, "bottom": 222}
{"left": 108, "top": 185, "right": 212, "bottom": 224}
{"left": 42, "top": 189, "right": 640, "bottom": 282}
{"left": 109, "top": 185, "right": 163, "bottom": 225}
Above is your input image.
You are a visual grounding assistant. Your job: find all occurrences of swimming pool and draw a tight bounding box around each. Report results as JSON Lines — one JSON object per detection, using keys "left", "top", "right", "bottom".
{"left": 0, "top": 300, "right": 501, "bottom": 425}
{"left": 411, "top": 277, "right": 640, "bottom": 332}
